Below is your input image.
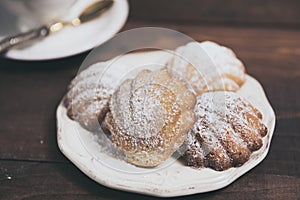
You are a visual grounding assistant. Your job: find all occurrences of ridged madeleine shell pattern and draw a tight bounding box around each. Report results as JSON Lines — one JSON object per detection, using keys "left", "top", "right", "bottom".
{"left": 104, "top": 68, "right": 196, "bottom": 167}
{"left": 57, "top": 51, "right": 275, "bottom": 197}
{"left": 167, "top": 41, "right": 246, "bottom": 95}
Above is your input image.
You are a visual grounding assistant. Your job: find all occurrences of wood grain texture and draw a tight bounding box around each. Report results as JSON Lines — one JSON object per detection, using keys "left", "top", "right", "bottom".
{"left": 0, "top": 20, "right": 300, "bottom": 199}
{"left": 128, "top": 0, "right": 300, "bottom": 28}
{"left": 0, "top": 56, "right": 86, "bottom": 162}
{"left": 0, "top": 155, "right": 299, "bottom": 200}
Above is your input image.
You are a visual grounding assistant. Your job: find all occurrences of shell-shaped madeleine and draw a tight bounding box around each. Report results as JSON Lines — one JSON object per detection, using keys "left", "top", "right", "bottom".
{"left": 64, "top": 62, "right": 133, "bottom": 131}
{"left": 104, "top": 68, "right": 196, "bottom": 167}
{"left": 167, "top": 41, "right": 246, "bottom": 95}
{"left": 64, "top": 63, "right": 113, "bottom": 131}
{"left": 185, "top": 91, "right": 268, "bottom": 171}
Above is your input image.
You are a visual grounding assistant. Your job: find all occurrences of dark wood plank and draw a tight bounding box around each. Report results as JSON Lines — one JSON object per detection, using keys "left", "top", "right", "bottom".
{"left": 0, "top": 154, "right": 299, "bottom": 200}
{"left": 0, "top": 20, "right": 300, "bottom": 199}
{"left": 1, "top": 21, "right": 300, "bottom": 162}
{"left": 0, "top": 55, "right": 87, "bottom": 162}
{"left": 257, "top": 117, "right": 300, "bottom": 178}
{"left": 128, "top": 0, "right": 300, "bottom": 28}
{"left": 1, "top": 107, "right": 299, "bottom": 199}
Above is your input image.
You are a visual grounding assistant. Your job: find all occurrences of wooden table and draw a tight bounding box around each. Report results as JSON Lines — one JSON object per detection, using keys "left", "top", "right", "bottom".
{"left": 1, "top": 1, "right": 300, "bottom": 199}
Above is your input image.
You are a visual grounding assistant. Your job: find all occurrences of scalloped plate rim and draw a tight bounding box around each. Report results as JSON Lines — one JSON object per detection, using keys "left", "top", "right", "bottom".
{"left": 56, "top": 51, "right": 275, "bottom": 197}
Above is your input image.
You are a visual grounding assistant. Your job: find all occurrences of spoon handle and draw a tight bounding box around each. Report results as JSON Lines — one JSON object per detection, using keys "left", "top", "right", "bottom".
{"left": 0, "top": 26, "right": 49, "bottom": 54}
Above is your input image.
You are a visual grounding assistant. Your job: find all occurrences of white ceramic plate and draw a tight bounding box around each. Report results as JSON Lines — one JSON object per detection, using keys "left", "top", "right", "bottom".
{"left": 56, "top": 51, "right": 275, "bottom": 197}
{"left": 1, "top": 0, "right": 128, "bottom": 60}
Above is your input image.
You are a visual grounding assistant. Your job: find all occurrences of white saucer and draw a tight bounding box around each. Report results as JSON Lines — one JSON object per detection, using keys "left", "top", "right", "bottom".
{"left": 56, "top": 51, "right": 276, "bottom": 197}
{"left": 2, "top": 0, "right": 129, "bottom": 60}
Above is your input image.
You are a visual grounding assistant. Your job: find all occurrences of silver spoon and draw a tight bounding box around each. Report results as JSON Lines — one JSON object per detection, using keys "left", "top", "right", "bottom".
{"left": 0, "top": 0, "right": 114, "bottom": 54}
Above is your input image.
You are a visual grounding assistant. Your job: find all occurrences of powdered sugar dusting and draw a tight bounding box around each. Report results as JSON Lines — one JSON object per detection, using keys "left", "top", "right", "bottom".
{"left": 186, "top": 91, "right": 268, "bottom": 171}
{"left": 167, "top": 41, "right": 246, "bottom": 95}
{"left": 65, "top": 61, "right": 139, "bottom": 131}
{"left": 105, "top": 68, "right": 196, "bottom": 167}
